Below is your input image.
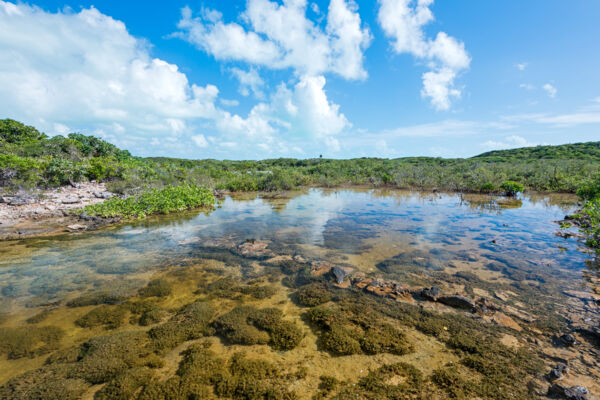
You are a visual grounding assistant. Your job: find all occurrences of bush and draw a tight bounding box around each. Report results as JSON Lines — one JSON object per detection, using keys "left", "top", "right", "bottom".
{"left": 500, "top": 181, "right": 524, "bottom": 196}
{"left": 0, "top": 119, "right": 46, "bottom": 143}
{"left": 81, "top": 185, "right": 215, "bottom": 219}
{"left": 577, "top": 175, "right": 600, "bottom": 200}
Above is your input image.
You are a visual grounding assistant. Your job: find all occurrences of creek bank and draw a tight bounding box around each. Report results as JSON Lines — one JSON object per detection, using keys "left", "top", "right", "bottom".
{"left": 0, "top": 182, "right": 116, "bottom": 240}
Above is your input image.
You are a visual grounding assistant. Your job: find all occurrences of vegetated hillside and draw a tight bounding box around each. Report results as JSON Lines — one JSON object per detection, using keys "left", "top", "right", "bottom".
{"left": 1, "top": 119, "right": 599, "bottom": 195}
{"left": 473, "top": 141, "right": 600, "bottom": 161}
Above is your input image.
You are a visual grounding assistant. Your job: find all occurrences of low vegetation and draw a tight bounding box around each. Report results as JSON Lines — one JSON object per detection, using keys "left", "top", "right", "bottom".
{"left": 80, "top": 185, "right": 215, "bottom": 219}
{"left": 2, "top": 119, "right": 599, "bottom": 196}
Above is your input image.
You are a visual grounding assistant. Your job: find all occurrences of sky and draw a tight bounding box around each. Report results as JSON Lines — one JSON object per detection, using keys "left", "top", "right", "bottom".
{"left": 0, "top": 0, "right": 599, "bottom": 160}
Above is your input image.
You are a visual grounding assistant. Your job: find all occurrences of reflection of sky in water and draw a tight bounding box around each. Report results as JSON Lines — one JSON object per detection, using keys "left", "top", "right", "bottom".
{"left": 0, "top": 189, "right": 590, "bottom": 312}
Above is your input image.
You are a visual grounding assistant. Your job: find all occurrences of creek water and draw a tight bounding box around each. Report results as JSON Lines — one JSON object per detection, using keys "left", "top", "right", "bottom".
{"left": 0, "top": 189, "right": 598, "bottom": 399}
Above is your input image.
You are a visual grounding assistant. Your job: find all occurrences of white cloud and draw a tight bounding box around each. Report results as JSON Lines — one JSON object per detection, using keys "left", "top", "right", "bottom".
{"left": 326, "top": 0, "right": 373, "bottom": 80}
{"left": 230, "top": 67, "right": 265, "bottom": 98}
{"left": 220, "top": 99, "right": 240, "bottom": 107}
{"left": 543, "top": 83, "right": 557, "bottom": 98}
{"left": 379, "top": 119, "right": 511, "bottom": 138}
{"left": 0, "top": 1, "right": 220, "bottom": 145}
{"left": 481, "top": 135, "right": 536, "bottom": 150}
{"left": 215, "top": 74, "right": 349, "bottom": 153}
{"left": 0, "top": 1, "right": 355, "bottom": 158}
{"left": 377, "top": 0, "right": 470, "bottom": 110}
{"left": 516, "top": 62, "right": 528, "bottom": 71}
{"left": 519, "top": 83, "right": 535, "bottom": 90}
{"left": 175, "top": 0, "right": 371, "bottom": 80}
{"left": 191, "top": 134, "right": 209, "bottom": 148}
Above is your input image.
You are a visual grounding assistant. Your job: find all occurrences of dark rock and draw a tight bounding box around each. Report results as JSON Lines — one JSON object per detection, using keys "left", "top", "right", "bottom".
{"left": 548, "top": 383, "right": 588, "bottom": 400}
{"left": 547, "top": 363, "right": 569, "bottom": 381}
{"left": 61, "top": 198, "right": 81, "bottom": 204}
{"left": 331, "top": 266, "right": 348, "bottom": 284}
{"left": 79, "top": 212, "right": 92, "bottom": 221}
{"left": 559, "top": 333, "right": 576, "bottom": 347}
{"left": 94, "top": 192, "right": 114, "bottom": 199}
{"left": 438, "top": 295, "right": 476, "bottom": 310}
{"left": 420, "top": 286, "right": 440, "bottom": 301}
{"left": 7, "top": 196, "right": 34, "bottom": 206}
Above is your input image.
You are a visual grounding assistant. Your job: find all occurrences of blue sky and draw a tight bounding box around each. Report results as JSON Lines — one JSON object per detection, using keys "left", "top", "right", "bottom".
{"left": 0, "top": 0, "right": 599, "bottom": 159}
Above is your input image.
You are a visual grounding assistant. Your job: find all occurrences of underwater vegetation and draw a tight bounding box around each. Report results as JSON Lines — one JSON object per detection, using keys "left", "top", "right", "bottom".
{"left": 0, "top": 326, "right": 64, "bottom": 359}
{"left": 213, "top": 306, "right": 304, "bottom": 351}
{"left": 306, "top": 302, "right": 413, "bottom": 356}
{"left": 75, "top": 305, "right": 127, "bottom": 330}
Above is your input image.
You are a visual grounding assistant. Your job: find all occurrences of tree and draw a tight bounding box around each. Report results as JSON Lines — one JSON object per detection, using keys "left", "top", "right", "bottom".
{"left": 0, "top": 119, "right": 46, "bottom": 144}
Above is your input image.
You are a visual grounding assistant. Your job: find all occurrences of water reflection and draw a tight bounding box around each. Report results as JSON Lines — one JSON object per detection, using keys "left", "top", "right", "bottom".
{"left": 0, "top": 189, "right": 589, "bottom": 313}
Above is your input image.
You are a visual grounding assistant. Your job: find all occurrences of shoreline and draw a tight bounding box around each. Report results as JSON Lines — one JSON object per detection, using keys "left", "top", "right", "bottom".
{"left": 0, "top": 184, "right": 581, "bottom": 242}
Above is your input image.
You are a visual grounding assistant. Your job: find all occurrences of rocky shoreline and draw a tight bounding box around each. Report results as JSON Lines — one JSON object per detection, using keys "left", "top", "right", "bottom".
{"left": 0, "top": 182, "right": 115, "bottom": 240}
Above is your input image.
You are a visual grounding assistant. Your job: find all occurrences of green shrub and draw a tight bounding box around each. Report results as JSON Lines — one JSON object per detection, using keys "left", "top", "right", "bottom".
{"left": 500, "top": 181, "right": 524, "bottom": 196}
{"left": 81, "top": 185, "right": 215, "bottom": 219}
{"left": 577, "top": 174, "right": 600, "bottom": 200}
{"left": 0, "top": 119, "right": 46, "bottom": 143}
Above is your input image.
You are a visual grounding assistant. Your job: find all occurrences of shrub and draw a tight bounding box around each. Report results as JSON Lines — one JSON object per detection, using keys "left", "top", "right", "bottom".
{"left": 500, "top": 181, "right": 524, "bottom": 196}
{"left": 80, "top": 185, "right": 215, "bottom": 219}
{"left": 0, "top": 119, "right": 46, "bottom": 143}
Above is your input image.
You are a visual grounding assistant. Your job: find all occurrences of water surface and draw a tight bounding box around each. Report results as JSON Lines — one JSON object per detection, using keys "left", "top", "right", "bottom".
{"left": 0, "top": 189, "right": 598, "bottom": 398}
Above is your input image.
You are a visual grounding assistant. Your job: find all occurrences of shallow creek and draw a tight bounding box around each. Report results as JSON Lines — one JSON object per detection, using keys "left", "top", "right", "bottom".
{"left": 0, "top": 189, "right": 598, "bottom": 399}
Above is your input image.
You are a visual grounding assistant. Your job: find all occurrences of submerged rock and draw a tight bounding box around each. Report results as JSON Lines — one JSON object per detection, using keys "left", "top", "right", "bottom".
{"left": 438, "top": 295, "right": 476, "bottom": 311}
{"left": 311, "top": 260, "right": 333, "bottom": 276}
{"left": 558, "top": 333, "right": 576, "bottom": 347}
{"left": 547, "top": 363, "right": 569, "bottom": 382}
{"left": 420, "top": 286, "right": 440, "bottom": 301}
{"left": 331, "top": 266, "right": 348, "bottom": 284}
{"left": 548, "top": 383, "right": 588, "bottom": 400}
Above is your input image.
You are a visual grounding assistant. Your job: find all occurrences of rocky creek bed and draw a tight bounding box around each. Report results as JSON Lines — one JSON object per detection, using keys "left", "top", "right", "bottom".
{"left": 0, "top": 189, "right": 598, "bottom": 399}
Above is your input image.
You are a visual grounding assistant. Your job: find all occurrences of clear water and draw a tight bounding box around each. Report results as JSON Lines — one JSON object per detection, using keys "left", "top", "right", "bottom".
{"left": 0, "top": 189, "right": 590, "bottom": 312}
{"left": 1, "top": 188, "right": 598, "bottom": 398}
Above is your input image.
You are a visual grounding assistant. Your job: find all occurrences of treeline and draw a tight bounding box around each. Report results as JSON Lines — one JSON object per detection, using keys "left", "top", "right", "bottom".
{"left": 1, "top": 119, "right": 599, "bottom": 195}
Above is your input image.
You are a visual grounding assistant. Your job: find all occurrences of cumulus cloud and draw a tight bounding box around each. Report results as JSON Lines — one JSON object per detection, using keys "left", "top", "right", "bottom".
{"left": 543, "top": 83, "right": 557, "bottom": 98}
{"left": 215, "top": 75, "right": 350, "bottom": 153}
{"left": 0, "top": 1, "right": 219, "bottom": 142}
{"left": 230, "top": 67, "right": 265, "bottom": 98}
{"left": 0, "top": 1, "right": 352, "bottom": 158}
{"left": 377, "top": 0, "right": 470, "bottom": 110}
{"left": 175, "top": 0, "right": 371, "bottom": 80}
{"left": 191, "top": 134, "right": 209, "bottom": 148}
{"left": 481, "top": 135, "right": 537, "bottom": 150}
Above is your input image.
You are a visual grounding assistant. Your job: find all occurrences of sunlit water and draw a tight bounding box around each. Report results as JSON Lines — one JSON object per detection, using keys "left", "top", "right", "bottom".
{"left": 0, "top": 189, "right": 589, "bottom": 312}
{"left": 1, "top": 188, "right": 598, "bottom": 398}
